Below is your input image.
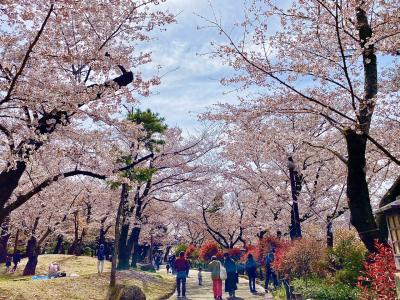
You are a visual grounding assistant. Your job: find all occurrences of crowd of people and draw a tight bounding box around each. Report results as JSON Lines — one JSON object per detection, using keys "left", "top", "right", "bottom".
{"left": 164, "top": 247, "right": 280, "bottom": 299}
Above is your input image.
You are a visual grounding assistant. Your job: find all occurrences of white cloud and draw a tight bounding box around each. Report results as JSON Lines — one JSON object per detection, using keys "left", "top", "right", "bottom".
{"left": 135, "top": 0, "right": 247, "bottom": 131}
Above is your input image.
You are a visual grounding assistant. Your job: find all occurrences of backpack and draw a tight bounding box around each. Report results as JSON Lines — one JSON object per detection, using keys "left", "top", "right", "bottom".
{"left": 97, "top": 249, "right": 105, "bottom": 260}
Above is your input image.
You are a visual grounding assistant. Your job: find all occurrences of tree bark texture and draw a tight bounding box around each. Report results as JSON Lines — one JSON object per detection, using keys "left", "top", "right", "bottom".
{"left": 345, "top": 130, "right": 378, "bottom": 252}
{"left": 23, "top": 235, "right": 39, "bottom": 276}
{"left": 130, "top": 227, "right": 141, "bottom": 268}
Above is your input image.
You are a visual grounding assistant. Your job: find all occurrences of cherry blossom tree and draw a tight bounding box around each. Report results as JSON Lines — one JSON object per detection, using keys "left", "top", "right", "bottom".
{"left": 203, "top": 0, "right": 399, "bottom": 251}
{"left": 0, "top": 0, "right": 175, "bottom": 225}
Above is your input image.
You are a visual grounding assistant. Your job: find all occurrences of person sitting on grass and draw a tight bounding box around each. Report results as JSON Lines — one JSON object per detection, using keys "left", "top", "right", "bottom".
{"left": 48, "top": 262, "right": 61, "bottom": 278}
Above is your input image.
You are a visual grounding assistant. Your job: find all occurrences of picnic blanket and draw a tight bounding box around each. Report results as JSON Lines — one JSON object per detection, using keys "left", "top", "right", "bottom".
{"left": 31, "top": 274, "right": 79, "bottom": 280}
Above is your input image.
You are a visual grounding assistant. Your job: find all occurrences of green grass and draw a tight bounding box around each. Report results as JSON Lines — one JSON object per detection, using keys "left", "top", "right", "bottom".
{"left": 0, "top": 254, "right": 175, "bottom": 300}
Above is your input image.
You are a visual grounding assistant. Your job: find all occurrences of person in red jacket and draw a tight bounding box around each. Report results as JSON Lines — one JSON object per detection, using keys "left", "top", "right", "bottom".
{"left": 175, "top": 251, "right": 190, "bottom": 298}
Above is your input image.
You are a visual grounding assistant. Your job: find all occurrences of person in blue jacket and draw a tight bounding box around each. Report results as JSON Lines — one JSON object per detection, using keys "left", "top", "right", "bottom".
{"left": 245, "top": 253, "right": 258, "bottom": 293}
{"left": 97, "top": 244, "right": 105, "bottom": 274}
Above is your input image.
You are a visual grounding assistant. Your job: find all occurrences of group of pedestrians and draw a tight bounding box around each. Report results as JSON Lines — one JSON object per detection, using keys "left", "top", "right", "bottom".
{"left": 171, "top": 247, "right": 280, "bottom": 299}
{"left": 245, "top": 248, "right": 279, "bottom": 294}
{"left": 208, "top": 253, "right": 238, "bottom": 299}
{"left": 4, "top": 250, "right": 21, "bottom": 273}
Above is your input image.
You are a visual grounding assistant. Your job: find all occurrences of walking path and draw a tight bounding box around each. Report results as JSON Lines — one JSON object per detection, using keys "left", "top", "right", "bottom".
{"left": 160, "top": 267, "right": 273, "bottom": 300}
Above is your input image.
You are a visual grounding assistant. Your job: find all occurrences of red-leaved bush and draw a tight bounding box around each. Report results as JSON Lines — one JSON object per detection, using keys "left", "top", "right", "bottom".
{"left": 199, "top": 241, "right": 222, "bottom": 262}
{"left": 272, "top": 240, "right": 291, "bottom": 272}
{"left": 358, "top": 241, "right": 396, "bottom": 300}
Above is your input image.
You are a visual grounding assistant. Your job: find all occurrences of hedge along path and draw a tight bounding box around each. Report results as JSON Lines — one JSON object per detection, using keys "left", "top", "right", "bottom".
{"left": 160, "top": 267, "right": 273, "bottom": 300}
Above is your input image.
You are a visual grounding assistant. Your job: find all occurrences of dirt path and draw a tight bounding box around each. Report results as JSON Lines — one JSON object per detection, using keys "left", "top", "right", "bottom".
{"left": 160, "top": 268, "right": 273, "bottom": 300}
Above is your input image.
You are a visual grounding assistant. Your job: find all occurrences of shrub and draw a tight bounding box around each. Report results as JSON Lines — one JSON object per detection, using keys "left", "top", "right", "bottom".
{"left": 330, "top": 229, "right": 367, "bottom": 285}
{"left": 292, "top": 278, "right": 359, "bottom": 300}
{"left": 272, "top": 238, "right": 328, "bottom": 279}
{"left": 271, "top": 286, "right": 287, "bottom": 300}
{"left": 82, "top": 247, "right": 93, "bottom": 256}
{"left": 185, "top": 244, "right": 199, "bottom": 260}
{"left": 199, "top": 241, "right": 222, "bottom": 262}
{"left": 358, "top": 241, "right": 396, "bottom": 300}
{"left": 174, "top": 244, "right": 188, "bottom": 256}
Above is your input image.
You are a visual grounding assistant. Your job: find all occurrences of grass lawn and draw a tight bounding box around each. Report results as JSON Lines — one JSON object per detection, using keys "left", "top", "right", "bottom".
{"left": 0, "top": 254, "right": 175, "bottom": 300}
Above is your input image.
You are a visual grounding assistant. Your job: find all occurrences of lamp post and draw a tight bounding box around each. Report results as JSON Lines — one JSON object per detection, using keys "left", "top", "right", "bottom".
{"left": 288, "top": 157, "right": 302, "bottom": 239}
{"left": 375, "top": 196, "right": 400, "bottom": 298}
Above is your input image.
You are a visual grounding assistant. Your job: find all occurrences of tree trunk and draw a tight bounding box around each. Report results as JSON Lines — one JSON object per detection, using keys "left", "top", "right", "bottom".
{"left": 98, "top": 220, "right": 111, "bottom": 246}
{"left": 130, "top": 227, "right": 141, "bottom": 268}
{"left": 345, "top": 130, "right": 378, "bottom": 252}
{"left": 74, "top": 228, "right": 86, "bottom": 256}
{"left": 110, "top": 183, "right": 127, "bottom": 287}
{"left": 23, "top": 235, "right": 39, "bottom": 276}
{"left": 99, "top": 227, "right": 106, "bottom": 246}
{"left": 117, "top": 224, "right": 131, "bottom": 270}
{"left": 53, "top": 235, "right": 63, "bottom": 254}
{"left": 326, "top": 216, "right": 333, "bottom": 248}
{"left": 0, "top": 162, "right": 27, "bottom": 224}
{"left": 288, "top": 158, "right": 302, "bottom": 240}
{"left": 68, "top": 212, "right": 80, "bottom": 255}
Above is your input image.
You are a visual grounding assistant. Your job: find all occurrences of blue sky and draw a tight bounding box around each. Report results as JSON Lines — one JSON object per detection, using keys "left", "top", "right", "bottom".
{"left": 137, "top": 0, "right": 245, "bottom": 133}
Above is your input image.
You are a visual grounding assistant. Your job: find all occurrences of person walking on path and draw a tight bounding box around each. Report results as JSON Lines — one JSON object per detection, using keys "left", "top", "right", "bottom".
{"left": 171, "top": 255, "right": 177, "bottom": 275}
{"left": 12, "top": 250, "right": 21, "bottom": 272}
{"left": 175, "top": 251, "right": 190, "bottom": 298}
{"left": 245, "top": 253, "right": 258, "bottom": 293}
{"left": 208, "top": 256, "right": 223, "bottom": 300}
{"left": 198, "top": 267, "right": 203, "bottom": 286}
{"left": 265, "top": 248, "right": 279, "bottom": 292}
{"left": 97, "top": 244, "right": 105, "bottom": 274}
{"left": 223, "top": 253, "right": 238, "bottom": 298}
{"left": 155, "top": 254, "right": 161, "bottom": 271}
